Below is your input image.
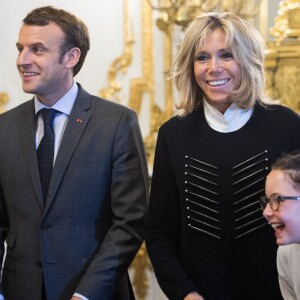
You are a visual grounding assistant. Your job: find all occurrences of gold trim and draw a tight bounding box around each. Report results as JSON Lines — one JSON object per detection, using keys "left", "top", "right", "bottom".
{"left": 266, "top": 0, "right": 300, "bottom": 113}
{"left": 259, "top": 0, "right": 268, "bottom": 40}
{"left": 128, "top": 0, "right": 154, "bottom": 112}
{"left": 0, "top": 92, "right": 9, "bottom": 113}
{"left": 129, "top": 2, "right": 155, "bottom": 299}
{"left": 270, "top": 0, "right": 300, "bottom": 41}
{"left": 130, "top": 242, "right": 153, "bottom": 300}
{"left": 99, "top": 0, "right": 135, "bottom": 100}
{"left": 127, "top": 0, "right": 157, "bottom": 169}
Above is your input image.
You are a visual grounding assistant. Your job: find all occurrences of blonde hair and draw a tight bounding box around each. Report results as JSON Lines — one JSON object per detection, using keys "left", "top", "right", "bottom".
{"left": 171, "top": 12, "right": 275, "bottom": 116}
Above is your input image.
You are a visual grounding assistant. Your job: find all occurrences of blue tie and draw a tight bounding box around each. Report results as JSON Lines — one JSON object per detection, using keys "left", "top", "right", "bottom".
{"left": 37, "top": 108, "right": 59, "bottom": 203}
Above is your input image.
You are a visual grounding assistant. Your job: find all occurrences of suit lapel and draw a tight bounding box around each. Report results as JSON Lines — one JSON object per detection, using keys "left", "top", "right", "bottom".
{"left": 44, "top": 86, "right": 92, "bottom": 212}
{"left": 19, "top": 100, "right": 45, "bottom": 209}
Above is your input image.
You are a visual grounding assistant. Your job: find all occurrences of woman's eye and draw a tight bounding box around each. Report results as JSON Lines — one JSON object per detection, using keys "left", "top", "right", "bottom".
{"left": 221, "top": 52, "right": 234, "bottom": 60}
{"left": 195, "top": 54, "right": 208, "bottom": 62}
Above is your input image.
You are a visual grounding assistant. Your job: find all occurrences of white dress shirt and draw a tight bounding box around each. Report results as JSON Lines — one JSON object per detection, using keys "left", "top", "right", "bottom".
{"left": 203, "top": 99, "right": 254, "bottom": 133}
{"left": 35, "top": 81, "right": 78, "bottom": 163}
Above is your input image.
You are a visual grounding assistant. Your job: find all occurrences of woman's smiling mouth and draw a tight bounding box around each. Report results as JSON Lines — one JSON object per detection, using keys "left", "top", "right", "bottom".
{"left": 207, "top": 79, "right": 230, "bottom": 86}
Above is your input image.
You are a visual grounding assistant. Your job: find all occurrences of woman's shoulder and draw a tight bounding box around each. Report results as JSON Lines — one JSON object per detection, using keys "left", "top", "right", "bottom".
{"left": 255, "top": 103, "right": 299, "bottom": 128}
{"left": 159, "top": 109, "right": 203, "bottom": 132}
{"left": 256, "top": 102, "right": 299, "bottom": 117}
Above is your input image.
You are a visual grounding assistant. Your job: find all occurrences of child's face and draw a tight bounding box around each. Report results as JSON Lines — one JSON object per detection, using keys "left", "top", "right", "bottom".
{"left": 263, "top": 169, "right": 300, "bottom": 245}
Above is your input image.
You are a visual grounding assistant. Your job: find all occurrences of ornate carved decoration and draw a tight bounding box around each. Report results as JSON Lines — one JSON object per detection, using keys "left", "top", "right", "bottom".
{"left": 266, "top": 0, "right": 300, "bottom": 113}
{"left": 266, "top": 41, "right": 300, "bottom": 113}
{"left": 270, "top": 0, "right": 300, "bottom": 41}
{"left": 99, "top": 0, "right": 135, "bottom": 101}
{"left": 0, "top": 92, "right": 9, "bottom": 113}
{"left": 147, "top": 0, "right": 260, "bottom": 27}
{"left": 126, "top": 0, "right": 158, "bottom": 169}
{"left": 130, "top": 243, "right": 153, "bottom": 299}
{"left": 144, "top": 12, "right": 173, "bottom": 170}
{"left": 128, "top": 1, "right": 155, "bottom": 298}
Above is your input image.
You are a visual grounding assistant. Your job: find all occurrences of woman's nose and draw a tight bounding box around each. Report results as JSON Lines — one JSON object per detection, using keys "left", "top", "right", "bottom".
{"left": 209, "top": 57, "right": 223, "bottom": 73}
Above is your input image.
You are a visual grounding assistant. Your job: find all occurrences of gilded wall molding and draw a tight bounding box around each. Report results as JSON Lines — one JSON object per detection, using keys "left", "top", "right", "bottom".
{"left": 128, "top": 1, "right": 155, "bottom": 298}
{"left": 0, "top": 92, "right": 9, "bottom": 113}
{"left": 130, "top": 242, "right": 153, "bottom": 299}
{"left": 270, "top": 0, "right": 300, "bottom": 41}
{"left": 266, "top": 0, "right": 300, "bottom": 113}
{"left": 99, "top": 0, "right": 135, "bottom": 101}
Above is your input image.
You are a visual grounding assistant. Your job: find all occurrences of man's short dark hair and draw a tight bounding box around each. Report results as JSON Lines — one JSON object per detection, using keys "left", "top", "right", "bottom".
{"left": 23, "top": 6, "right": 90, "bottom": 76}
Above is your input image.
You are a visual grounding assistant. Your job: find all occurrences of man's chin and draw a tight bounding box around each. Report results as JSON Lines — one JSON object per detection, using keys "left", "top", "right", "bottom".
{"left": 22, "top": 85, "right": 35, "bottom": 95}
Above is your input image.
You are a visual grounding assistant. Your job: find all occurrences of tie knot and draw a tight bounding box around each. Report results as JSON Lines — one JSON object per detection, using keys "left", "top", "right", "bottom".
{"left": 39, "top": 108, "right": 59, "bottom": 127}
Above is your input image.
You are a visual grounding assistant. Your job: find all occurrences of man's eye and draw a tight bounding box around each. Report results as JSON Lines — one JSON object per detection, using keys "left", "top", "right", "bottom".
{"left": 32, "top": 47, "right": 44, "bottom": 54}
{"left": 16, "top": 46, "right": 23, "bottom": 53}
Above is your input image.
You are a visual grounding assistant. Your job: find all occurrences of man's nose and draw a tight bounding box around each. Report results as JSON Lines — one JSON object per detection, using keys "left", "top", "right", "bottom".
{"left": 17, "top": 49, "right": 32, "bottom": 66}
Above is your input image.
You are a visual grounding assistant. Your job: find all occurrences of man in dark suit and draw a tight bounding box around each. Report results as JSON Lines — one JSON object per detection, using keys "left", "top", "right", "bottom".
{"left": 0, "top": 6, "right": 149, "bottom": 300}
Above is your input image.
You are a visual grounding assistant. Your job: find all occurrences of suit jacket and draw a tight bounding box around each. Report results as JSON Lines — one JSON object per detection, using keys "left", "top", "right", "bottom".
{"left": 0, "top": 84, "right": 149, "bottom": 300}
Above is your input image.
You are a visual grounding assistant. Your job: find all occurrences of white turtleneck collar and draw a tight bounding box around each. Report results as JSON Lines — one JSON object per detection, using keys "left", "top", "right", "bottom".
{"left": 203, "top": 99, "right": 254, "bottom": 133}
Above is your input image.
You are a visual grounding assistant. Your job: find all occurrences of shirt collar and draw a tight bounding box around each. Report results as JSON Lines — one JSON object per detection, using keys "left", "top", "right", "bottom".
{"left": 34, "top": 81, "right": 79, "bottom": 116}
{"left": 203, "top": 99, "right": 254, "bottom": 132}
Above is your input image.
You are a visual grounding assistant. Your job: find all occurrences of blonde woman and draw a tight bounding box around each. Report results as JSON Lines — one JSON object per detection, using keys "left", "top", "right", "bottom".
{"left": 145, "top": 12, "right": 300, "bottom": 300}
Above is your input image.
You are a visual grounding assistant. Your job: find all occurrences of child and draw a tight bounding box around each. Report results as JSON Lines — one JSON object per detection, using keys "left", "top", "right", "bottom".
{"left": 261, "top": 152, "right": 300, "bottom": 299}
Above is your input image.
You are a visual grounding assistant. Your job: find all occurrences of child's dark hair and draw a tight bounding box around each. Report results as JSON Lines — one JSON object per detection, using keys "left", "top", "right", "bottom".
{"left": 272, "top": 151, "right": 300, "bottom": 190}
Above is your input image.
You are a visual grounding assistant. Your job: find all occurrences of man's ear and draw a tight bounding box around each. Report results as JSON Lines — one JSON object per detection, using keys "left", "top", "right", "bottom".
{"left": 65, "top": 47, "right": 81, "bottom": 69}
